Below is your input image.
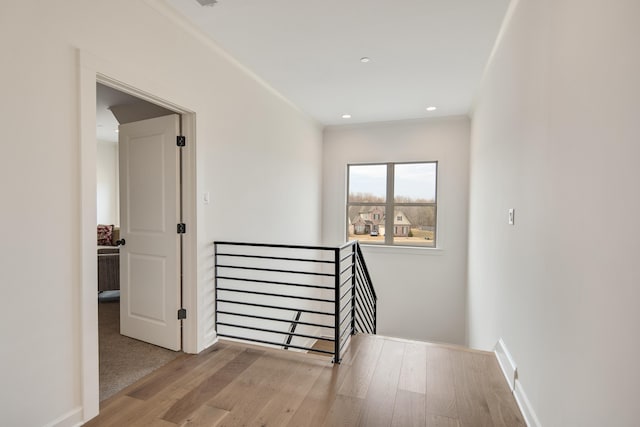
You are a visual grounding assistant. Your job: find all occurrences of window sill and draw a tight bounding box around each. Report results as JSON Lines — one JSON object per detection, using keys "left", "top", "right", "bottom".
{"left": 358, "top": 243, "right": 444, "bottom": 256}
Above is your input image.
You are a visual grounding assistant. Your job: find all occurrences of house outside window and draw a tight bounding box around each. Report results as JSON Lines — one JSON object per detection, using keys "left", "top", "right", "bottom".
{"left": 346, "top": 162, "right": 437, "bottom": 247}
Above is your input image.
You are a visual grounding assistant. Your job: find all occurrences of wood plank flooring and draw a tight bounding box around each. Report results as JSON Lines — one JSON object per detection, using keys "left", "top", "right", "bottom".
{"left": 85, "top": 335, "right": 525, "bottom": 427}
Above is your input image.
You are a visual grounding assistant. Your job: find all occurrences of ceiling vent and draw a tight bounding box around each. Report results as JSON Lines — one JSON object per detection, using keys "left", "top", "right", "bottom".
{"left": 195, "top": 0, "right": 218, "bottom": 6}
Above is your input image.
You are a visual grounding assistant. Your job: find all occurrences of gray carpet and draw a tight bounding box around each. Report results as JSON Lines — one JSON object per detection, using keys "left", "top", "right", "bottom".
{"left": 99, "top": 301, "right": 181, "bottom": 401}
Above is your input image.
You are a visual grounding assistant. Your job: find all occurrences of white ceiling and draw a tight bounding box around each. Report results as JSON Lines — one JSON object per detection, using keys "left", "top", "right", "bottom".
{"left": 96, "top": 83, "right": 140, "bottom": 143}
{"left": 165, "top": 0, "right": 510, "bottom": 126}
{"left": 96, "top": 83, "right": 175, "bottom": 143}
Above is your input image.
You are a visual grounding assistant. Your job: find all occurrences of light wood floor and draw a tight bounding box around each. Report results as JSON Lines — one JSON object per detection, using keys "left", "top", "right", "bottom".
{"left": 85, "top": 335, "right": 525, "bottom": 426}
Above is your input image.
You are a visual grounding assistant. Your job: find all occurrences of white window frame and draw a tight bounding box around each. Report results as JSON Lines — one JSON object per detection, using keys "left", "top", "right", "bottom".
{"left": 346, "top": 161, "right": 438, "bottom": 247}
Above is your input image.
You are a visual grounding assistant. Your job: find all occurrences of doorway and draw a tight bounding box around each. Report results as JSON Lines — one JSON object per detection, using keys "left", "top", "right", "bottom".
{"left": 79, "top": 53, "right": 199, "bottom": 419}
{"left": 96, "top": 83, "right": 187, "bottom": 399}
{"left": 88, "top": 76, "right": 198, "bottom": 406}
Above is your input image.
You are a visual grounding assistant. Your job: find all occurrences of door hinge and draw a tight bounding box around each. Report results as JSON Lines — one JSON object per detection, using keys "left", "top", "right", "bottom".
{"left": 178, "top": 308, "right": 187, "bottom": 320}
{"left": 177, "top": 136, "right": 186, "bottom": 147}
{"left": 177, "top": 223, "right": 186, "bottom": 234}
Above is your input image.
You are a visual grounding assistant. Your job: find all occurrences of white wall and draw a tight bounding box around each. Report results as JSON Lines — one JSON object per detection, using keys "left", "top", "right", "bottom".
{"left": 0, "top": 1, "right": 322, "bottom": 426}
{"left": 96, "top": 140, "right": 119, "bottom": 226}
{"left": 323, "top": 117, "right": 470, "bottom": 345}
{"left": 468, "top": 0, "right": 640, "bottom": 425}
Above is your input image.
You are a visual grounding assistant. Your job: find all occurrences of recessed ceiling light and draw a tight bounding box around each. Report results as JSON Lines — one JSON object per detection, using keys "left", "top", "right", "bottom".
{"left": 360, "top": 57, "right": 371, "bottom": 63}
{"left": 426, "top": 106, "right": 437, "bottom": 112}
{"left": 342, "top": 114, "right": 352, "bottom": 119}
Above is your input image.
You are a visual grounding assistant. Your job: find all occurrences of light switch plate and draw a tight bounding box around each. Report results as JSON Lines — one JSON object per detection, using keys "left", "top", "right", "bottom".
{"left": 508, "top": 208, "right": 515, "bottom": 225}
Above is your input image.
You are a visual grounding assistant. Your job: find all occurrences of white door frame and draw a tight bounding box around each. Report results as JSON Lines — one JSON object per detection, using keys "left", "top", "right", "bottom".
{"left": 78, "top": 50, "right": 198, "bottom": 421}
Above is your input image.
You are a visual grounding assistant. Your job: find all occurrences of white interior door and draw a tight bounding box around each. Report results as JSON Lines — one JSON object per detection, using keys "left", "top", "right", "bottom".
{"left": 119, "top": 114, "right": 181, "bottom": 351}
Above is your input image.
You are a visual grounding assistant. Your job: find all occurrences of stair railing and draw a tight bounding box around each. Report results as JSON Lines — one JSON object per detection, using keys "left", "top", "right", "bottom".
{"left": 214, "top": 241, "right": 376, "bottom": 363}
{"left": 353, "top": 242, "right": 377, "bottom": 334}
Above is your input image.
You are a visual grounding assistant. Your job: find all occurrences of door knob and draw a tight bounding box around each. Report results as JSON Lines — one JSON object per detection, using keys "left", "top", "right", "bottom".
{"left": 116, "top": 239, "right": 126, "bottom": 246}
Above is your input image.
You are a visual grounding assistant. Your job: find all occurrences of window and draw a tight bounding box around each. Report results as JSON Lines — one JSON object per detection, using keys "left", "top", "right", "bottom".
{"left": 347, "top": 162, "right": 437, "bottom": 247}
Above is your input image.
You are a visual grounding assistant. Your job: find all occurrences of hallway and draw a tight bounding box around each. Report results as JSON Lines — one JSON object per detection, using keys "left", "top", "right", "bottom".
{"left": 87, "top": 334, "right": 524, "bottom": 426}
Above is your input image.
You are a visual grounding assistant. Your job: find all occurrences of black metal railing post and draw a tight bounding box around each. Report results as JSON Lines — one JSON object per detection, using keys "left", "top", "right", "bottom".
{"left": 214, "top": 242, "right": 219, "bottom": 332}
{"left": 334, "top": 247, "right": 341, "bottom": 363}
{"left": 374, "top": 299, "right": 377, "bottom": 334}
{"left": 351, "top": 243, "right": 357, "bottom": 335}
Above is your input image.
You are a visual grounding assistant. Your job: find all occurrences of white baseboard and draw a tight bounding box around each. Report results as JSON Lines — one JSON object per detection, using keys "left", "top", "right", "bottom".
{"left": 514, "top": 379, "right": 542, "bottom": 427}
{"left": 44, "top": 407, "right": 83, "bottom": 427}
{"left": 203, "top": 332, "right": 219, "bottom": 352}
{"left": 494, "top": 338, "right": 542, "bottom": 427}
{"left": 494, "top": 338, "right": 517, "bottom": 391}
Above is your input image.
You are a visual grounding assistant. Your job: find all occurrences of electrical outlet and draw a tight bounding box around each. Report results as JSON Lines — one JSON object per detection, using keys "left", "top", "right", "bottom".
{"left": 508, "top": 208, "right": 515, "bottom": 225}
